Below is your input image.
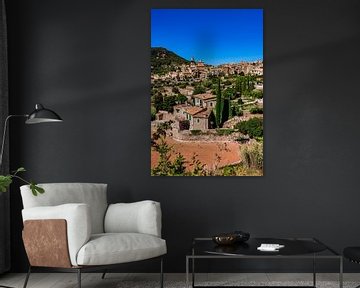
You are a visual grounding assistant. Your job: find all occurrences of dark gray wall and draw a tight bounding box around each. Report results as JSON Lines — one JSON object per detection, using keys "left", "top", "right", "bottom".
{"left": 0, "top": 0, "right": 10, "bottom": 274}
{"left": 5, "top": 0, "right": 360, "bottom": 273}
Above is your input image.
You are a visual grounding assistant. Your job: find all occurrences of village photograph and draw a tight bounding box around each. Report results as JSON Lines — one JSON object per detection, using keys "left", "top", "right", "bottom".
{"left": 151, "top": 9, "right": 263, "bottom": 176}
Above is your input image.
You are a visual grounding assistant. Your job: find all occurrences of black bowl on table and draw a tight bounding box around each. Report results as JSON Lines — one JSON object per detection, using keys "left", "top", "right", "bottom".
{"left": 212, "top": 231, "right": 250, "bottom": 246}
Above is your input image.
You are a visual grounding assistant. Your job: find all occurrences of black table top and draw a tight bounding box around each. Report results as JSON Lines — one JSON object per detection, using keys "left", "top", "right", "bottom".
{"left": 192, "top": 238, "right": 337, "bottom": 257}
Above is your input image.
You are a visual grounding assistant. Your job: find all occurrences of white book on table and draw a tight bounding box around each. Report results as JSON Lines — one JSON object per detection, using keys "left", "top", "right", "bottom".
{"left": 257, "top": 243, "right": 285, "bottom": 251}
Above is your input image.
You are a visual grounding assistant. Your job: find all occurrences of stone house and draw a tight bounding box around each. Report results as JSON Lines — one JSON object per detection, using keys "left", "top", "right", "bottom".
{"left": 173, "top": 104, "right": 189, "bottom": 120}
{"left": 191, "top": 109, "right": 215, "bottom": 130}
{"left": 173, "top": 93, "right": 217, "bottom": 131}
{"left": 173, "top": 104, "right": 215, "bottom": 131}
{"left": 192, "top": 93, "right": 216, "bottom": 109}
{"left": 155, "top": 110, "right": 173, "bottom": 121}
{"left": 182, "top": 107, "right": 205, "bottom": 130}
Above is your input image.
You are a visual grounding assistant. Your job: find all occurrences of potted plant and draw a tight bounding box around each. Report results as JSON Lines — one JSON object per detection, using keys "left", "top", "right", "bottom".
{"left": 0, "top": 167, "right": 44, "bottom": 196}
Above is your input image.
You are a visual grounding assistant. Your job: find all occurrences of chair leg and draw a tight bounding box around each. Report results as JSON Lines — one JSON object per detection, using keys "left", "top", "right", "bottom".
{"left": 160, "top": 257, "right": 164, "bottom": 288}
{"left": 101, "top": 270, "right": 107, "bottom": 279}
{"left": 77, "top": 269, "right": 81, "bottom": 288}
{"left": 23, "top": 266, "right": 31, "bottom": 288}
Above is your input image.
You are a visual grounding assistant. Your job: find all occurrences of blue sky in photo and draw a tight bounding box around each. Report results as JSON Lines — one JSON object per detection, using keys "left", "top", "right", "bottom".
{"left": 151, "top": 9, "right": 263, "bottom": 65}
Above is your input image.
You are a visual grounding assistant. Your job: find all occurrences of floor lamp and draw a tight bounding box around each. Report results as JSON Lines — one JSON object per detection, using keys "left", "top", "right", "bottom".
{"left": 0, "top": 103, "right": 63, "bottom": 168}
{"left": 0, "top": 103, "right": 62, "bottom": 288}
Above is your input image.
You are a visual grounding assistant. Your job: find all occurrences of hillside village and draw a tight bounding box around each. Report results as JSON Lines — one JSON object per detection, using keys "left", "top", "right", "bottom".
{"left": 151, "top": 47, "right": 263, "bottom": 135}
{"left": 151, "top": 47, "right": 264, "bottom": 176}
{"left": 151, "top": 56, "right": 263, "bottom": 82}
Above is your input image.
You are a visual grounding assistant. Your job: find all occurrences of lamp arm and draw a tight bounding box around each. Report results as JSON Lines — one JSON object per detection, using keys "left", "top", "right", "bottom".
{"left": 0, "top": 114, "right": 28, "bottom": 169}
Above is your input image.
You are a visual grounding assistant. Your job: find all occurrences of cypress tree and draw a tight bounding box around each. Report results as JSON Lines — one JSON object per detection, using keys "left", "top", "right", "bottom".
{"left": 235, "top": 77, "right": 241, "bottom": 96}
{"left": 249, "top": 75, "right": 255, "bottom": 90}
{"left": 222, "top": 96, "right": 229, "bottom": 124}
{"left": 215, "top": 78, "right": 222, "bottom": 127}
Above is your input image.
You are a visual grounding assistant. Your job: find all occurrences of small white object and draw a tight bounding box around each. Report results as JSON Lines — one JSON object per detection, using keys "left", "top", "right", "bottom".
{"left": 257, "top": 243, "right": 285, "bottom": 251}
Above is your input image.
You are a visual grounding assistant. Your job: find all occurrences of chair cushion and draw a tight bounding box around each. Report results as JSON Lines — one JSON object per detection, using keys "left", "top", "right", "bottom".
{"left": 344, "top": 247, "right": 360, "bottom": 263}
{"left": 105, "top": 201, "right": 162, "bottom": 237}
{"left": 76, "top": 233, "right": 167, "bottom": 266}
{"left": 21, "top": 183, "right": 108, "bottom": 234}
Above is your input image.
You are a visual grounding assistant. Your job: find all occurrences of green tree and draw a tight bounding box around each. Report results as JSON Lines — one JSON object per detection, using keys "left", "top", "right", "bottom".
{"left": 151, "top": 121, "right": 187, "bottom": 176}
{"left": 208, "top": 110, "right": 216, "bottom": 129}
{"left": 193, "top": 85, "right": 206, "bottom": 95}
{"left": 215, "top": 78, "right": 222, "bottom": 127}
{"left": 162, "top": 95, "right": 176, "bottom": 112}
{"left": 235, "top": 77, "right": 243, "bottom": 96}
{"left": 250, "top": 90, "right": 263, "bottom": 99}
{"left": 176, "top": 94, "right": 187, "bottom": 104}
{"left": 231, "top": 104, "right": 243, "bottom": 117}
{"left": 223, "top": 87, "right": 236, "bottom": 100}
{"left": 170, "top": 154, "right": 187, "bottom": 175}
{"left": 249, "top": 75, "right": 255, "bottom": 90}
{"left": 154, "top": 93, "right": 163, "bottom": 112}
{"left": 235, "top": 117, "right": 263, "bottom": 138}
{"left": 151, "top": 106, "right": 156, "bottom": 120}
{"left": 172, "top": 86, "right": 179, "bottom": 94}
{"left": 223, "top": 79, "right": 232, "bottom": 86}
{"left": 250, "top": 107, "right": 263, "bottom": 114}
{"left": 203, "top": 80, "right": 213, "bottom": 88}
{"left": 222, "top": 96, "right": 230, "bottom": 124}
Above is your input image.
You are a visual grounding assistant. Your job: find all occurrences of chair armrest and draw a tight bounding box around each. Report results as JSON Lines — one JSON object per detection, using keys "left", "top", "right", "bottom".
{"left": 22, "top": 203, "right": 91, "bottom": 266}
{"left": 104, "top": 200, "right": 162, "bottom": 237}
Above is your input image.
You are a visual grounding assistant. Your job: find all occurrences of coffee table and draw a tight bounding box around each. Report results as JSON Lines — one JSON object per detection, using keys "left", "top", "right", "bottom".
{"left": 186, "top": 237, "right": 343, "bottom": 288}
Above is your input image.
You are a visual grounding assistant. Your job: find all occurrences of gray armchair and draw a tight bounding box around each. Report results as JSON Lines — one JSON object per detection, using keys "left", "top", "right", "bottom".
{"left": 20, "top": 183, "right": 166, "bottom": 288}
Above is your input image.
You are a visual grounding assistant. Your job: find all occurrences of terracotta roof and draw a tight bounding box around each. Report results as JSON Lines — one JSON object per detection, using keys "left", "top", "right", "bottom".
{"left": 173, "top": 104, "right": 189, "bottom": 109}
{"left": 193, "top": 108, "right": 212, "bottom": 118}
{"left": 184, "top": 106, "right": 206, "bottom": 116}
{"left": 193, "top": 93, "right": 216, "bottom": 101}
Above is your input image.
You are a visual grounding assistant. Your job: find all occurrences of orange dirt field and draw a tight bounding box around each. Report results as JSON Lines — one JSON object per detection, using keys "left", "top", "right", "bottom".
{"left": 151, "top": 138, "right": 241, "bottom": 171}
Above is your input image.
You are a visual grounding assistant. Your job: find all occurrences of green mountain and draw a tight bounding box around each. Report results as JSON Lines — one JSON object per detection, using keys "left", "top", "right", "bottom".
{"left": 151, "top": 47, "right": 189, "bottom": 75}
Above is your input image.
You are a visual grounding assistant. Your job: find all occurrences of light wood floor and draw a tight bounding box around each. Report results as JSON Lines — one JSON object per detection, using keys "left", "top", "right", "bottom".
{"left": 0, "top": 273, "right": 359, "bottom": 288}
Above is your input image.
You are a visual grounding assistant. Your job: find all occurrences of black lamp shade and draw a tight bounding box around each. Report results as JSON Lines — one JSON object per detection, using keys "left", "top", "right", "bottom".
{"left": 25, "top": 104, "right": 63, "bottom": 124}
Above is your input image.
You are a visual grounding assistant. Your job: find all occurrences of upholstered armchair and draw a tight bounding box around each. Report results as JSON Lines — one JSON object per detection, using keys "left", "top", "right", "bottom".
{"left": 20, "top": 183, "right": 166, "bottom": 288}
